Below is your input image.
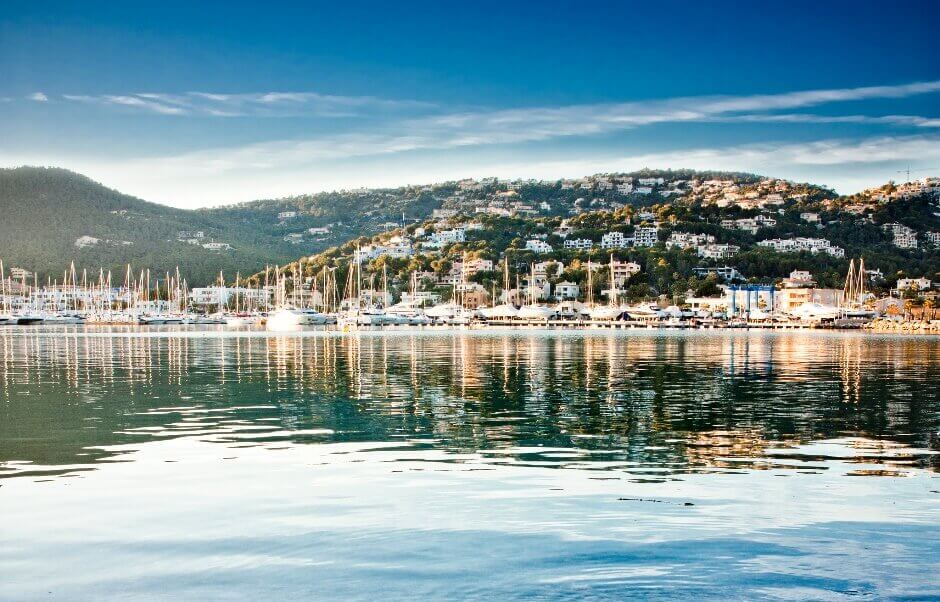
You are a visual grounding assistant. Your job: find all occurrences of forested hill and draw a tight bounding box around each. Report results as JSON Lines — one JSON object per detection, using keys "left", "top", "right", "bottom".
{"left": 0, "top": 167, "right": 293, "bottom": 283}
{"left": 0, "top": 167, "right": 451, "bottom": 284}
{"left": 3, "top": 166, "right": 937, "bottom": 290}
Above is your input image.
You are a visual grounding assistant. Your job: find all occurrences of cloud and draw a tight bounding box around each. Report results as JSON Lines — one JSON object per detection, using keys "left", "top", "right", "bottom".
{"left": 53, "top": 79, "right": 940, "bottom": 128}
{"left": 60, "top": 90, "right": 436, "bottom": 117}
{"left": 7, "top": 133, "right": 936, "bottom": 207}
{"left": 27, "top": 92, "right": 48, "bottom": 102}
{"left": 7, "top": 79, "right": 940, "bottom": 205}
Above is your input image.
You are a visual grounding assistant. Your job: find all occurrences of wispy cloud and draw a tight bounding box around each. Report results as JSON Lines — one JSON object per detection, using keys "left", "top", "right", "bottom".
{"left": 49, "top": 80, "right": 940, "bottom": 129}
{"left": 6, "top": 80, "right": 940, "bottom": 206}
{"left": 27, "top": 92, "right": 48, "bottom": 102}
{"left": 60, "top": 90, "right": 436, "bottom": 117}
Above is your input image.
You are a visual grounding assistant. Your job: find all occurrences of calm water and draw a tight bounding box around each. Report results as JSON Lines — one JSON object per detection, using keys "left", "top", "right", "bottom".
{"left": 1, "top": 327, "right": 938, "bottom": 600}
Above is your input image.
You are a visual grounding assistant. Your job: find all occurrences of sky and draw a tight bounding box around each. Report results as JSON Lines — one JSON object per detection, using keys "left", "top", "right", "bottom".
{"left": 1, "top": 0, "right": 939, "bottom": 208}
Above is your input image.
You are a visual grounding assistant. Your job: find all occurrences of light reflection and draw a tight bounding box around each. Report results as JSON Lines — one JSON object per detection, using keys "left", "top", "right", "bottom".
{"left": 0, "top": 326, "right": 937, "bottom": 480}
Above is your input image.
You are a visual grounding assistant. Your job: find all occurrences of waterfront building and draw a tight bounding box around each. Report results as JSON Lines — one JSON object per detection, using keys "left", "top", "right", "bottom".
{"left": 554, "top": 281, "right": 580, "bottom": 300}
{"left": 775, "top": 288, "right": 843, "bottom": 312}
{"left": 191, "top": 286, "right": 270, "bottom": 307}
{"left": 895, "top": 278, "right": 932, "bottom": 294}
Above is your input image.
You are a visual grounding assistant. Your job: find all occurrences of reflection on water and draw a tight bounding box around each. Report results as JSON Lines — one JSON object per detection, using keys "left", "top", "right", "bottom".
{"left": 0, "top": 327, "right": 938, "bottom": 599}
{"left": 2, "top": 327, "right": 937, "bottom": 479}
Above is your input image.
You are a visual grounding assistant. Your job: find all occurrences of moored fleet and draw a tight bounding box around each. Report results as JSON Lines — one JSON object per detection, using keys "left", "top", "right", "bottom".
{"left": 0, "top": 254, "right": 932, "bottom": 331}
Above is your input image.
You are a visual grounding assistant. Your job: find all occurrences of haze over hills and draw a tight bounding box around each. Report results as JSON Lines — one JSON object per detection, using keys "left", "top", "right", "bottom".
{"left": 1, "top": 165, "right": 938, "bottom": 289}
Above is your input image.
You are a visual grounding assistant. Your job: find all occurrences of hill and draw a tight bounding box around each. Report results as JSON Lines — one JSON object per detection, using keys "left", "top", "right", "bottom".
{"left": 0, "top": 167, "right": 446, "bottom": 284}
{"left": 267, "top": 173, "right": 940, "bottom": 304}
{"left": 3, "top": 166, "right": 938, "bottom": 295}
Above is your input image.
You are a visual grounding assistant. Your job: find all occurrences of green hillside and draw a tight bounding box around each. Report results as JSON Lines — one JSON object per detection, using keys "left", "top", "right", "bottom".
{"left": 0, "top": 167, "right": 445, "bottom": 284}
{"left": 270, "top": 176, "right": 940, "bottom": 304}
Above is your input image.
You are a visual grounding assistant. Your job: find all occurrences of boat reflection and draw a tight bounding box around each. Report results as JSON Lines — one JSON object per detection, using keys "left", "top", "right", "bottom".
{"left": 0, "top": 327, "right": 937, "bottom": 479}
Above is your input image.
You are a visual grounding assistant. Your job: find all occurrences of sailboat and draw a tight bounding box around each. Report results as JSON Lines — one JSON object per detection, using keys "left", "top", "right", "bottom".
{"left": 589, "top": 256, "right": 625, "bottom": 320}
{"left": 480, "top": 258, "right": 519, "bottom": 321}
{"left": 386, "top": 271, "right": 431, "bottom": 325}
{"left": 267, "top": 265, "right": 328, "bottom": 329}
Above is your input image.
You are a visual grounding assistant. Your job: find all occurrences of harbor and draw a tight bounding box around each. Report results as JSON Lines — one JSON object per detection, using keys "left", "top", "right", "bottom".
{"left": 1, "top": 256, "right": 935, "bottom": 333}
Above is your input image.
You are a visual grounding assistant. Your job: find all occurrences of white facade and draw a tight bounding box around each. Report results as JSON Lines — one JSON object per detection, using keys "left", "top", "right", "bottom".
{"left": 697, "top": 243, "right": 740, "bottom": 260}
{"left": 564, "top": 238, "right": 594, "bottom": 250}
{"left": 666, "top": 232, "right": 715, "bottom": 249}
{"left": 757, "top": 237, "right": 844, "bottom": 258}
{"left": 600, "top": 232, "right": 630, "bottom": 249}
{"left": 883, "top": 222, "right": 918, "bottom": 249}
{"left": 191, "top": 286, "right": 270, "bottom": 307}
{"left": 895, "top": 278, "right": 932, "bottom": 292}
{"left": 525, "top": 239, "right": 553, "bottom": 254}
{"left": 554, "top": 281, "right": 580, "bottom": 300}
{"left": 633, "top": 226, "right": 659, "bottom": 247}
{"left": 424, "top": 228, "right": 466, "bottom": 248}
{"left": 610, "top": 260, "right": 642, "bottom": 285}
{"left": 202, "top": 242, "right": 232, "bottom": 251}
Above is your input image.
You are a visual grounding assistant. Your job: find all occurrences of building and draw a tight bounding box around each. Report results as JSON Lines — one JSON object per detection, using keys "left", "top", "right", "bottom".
{"left": 191, "top": 286, "right": 270, "bottom": 307}
{"left": 693, "top": 266, "right": 745, "bottom": 282}
{"left": 8, "top": 267, "right": 32, "bottom": 280}
{"left": 926, "top": 231, "right": 940, "bottom": 247}
{"left": 722, "top": 216, "right": 776, "bottom": 235}
{"left": 600, "top": 232, "right": 630, "bottom": 249}
{"left": 776, "top": 288, "right": 843, "bottom": 313}
{"left": 757, "top": 237, "right": 844, "bottom": 258}
{"left": 782, "top": 270, "right": 816, "bottom": 288}
{"left": 697, "top": 243, "right": 739, "bottom": 260}
{"left": 666, "top": 232, "right": 715, "bottom": 249}
{"left": 462, "top": 258, "right": 494, "bottom": 276}
{"left": 564, "top": 238, "right": 594, "bottom": 250}
{"left": 882, "top": 222, "right": 918, "bottom": 249}
{"left": 800, "top": 212, "right": 820, "bottom": 223}
{"left": 895, "top": 278, "right": 932, "bottom": 294}
{"left": 610, "top": 260, "right": 642, "bottom": 285}
{"left": 554, "top": 281, "right": 580, "bottom": 300}
{"left": 277, "top": 211, "right": 298, "bottom": 219}
{"left": 202, "top": 242, "right": 233, "bottom": 251}
{"left": 633, "top": 226, "right": 659, "bottom": 247}
{"left": 525, "top": 239, "right": 553, "bottom": 254}
{"left": 424, "top": 228, "right": 466, "bottom": 248}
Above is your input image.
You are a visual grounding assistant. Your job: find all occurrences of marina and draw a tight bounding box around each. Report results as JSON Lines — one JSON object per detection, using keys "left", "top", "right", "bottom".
{"left": 2, "top": 257, "right": 933, "bottom": 332}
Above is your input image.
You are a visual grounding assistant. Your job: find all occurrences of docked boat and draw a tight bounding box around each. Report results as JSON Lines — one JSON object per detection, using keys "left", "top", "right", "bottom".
{"left": 267, "top": 307, "right": 322, "bottom": 329}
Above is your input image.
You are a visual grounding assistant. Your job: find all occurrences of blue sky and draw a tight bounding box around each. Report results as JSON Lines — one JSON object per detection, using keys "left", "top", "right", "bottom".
{"left": 1, "top": 0, "right": 938, "bottom": 207}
